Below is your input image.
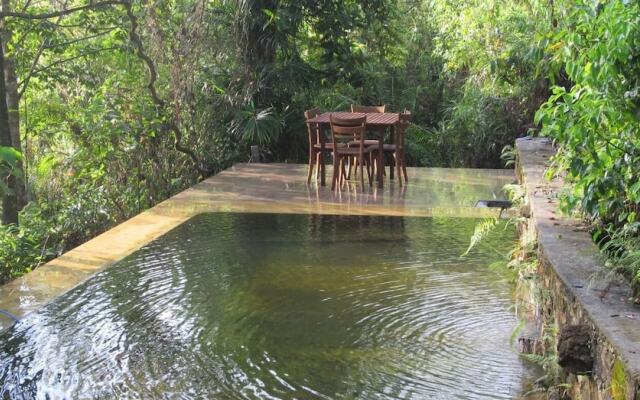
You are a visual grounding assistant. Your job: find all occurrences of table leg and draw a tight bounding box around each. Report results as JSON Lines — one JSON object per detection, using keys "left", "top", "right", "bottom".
{"left": 320, "top": 150, "right": 326, "bottom": 186}
{"left": 377, "top": 131, "right": 384, "bottom": 188}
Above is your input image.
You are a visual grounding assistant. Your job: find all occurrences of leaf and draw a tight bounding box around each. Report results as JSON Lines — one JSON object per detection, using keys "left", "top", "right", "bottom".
{"left": 462, "top": 218, "right": 499, "bottom": 257}
{"left": 0, "top": 146, "right": 22, "bottom": 169}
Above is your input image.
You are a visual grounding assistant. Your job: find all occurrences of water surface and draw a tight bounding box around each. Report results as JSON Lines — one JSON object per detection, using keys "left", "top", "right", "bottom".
{"left": 0, "top": 213, "right": 534, "bottom": 399}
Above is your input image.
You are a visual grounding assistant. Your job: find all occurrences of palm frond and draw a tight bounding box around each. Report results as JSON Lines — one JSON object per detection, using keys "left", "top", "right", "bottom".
{"left": 228, "top": 104, "right": 283, "bottom": 146}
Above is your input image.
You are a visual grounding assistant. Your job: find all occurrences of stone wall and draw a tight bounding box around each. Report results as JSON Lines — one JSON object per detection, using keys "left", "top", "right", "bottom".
{"left": 516, "top": 137, "right": 640, "bottom": 400}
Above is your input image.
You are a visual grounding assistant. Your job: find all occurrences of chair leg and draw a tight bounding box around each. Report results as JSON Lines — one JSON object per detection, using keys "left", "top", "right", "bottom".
{"left": 307, "top": 149, "right": 315, "bottom": 184}
{"left": 346, "top": 156, "right": 353, "bottom": 180}
{"left": 389, "top": 152, "right": 395, "bottom": 180}
{"left": 319, "top": 151, "right": 326, "bottom": 186}
{"left": 353, "top": 156, "right": 358, "bottom": 178}
{"left": 366, "top": 154, "right": 373, "bottom": 186}
{"left": 401, "top": 150, "right": 408, "bottom": 182}
{"left": 315, "top": 152, "right": 322, "bottom": 182}
{"left": 331, "top": 155, "right": 339, "bottom": 190}
{"left": 341, "top": 158, "right": 348, "bottom": 185}
{"left": 353, "top": 156, "right": 361, "bottom": 180}
{"left": 340, "top": 157, "right": 347, "bottom": 187}
{"left": 395, "top": 152, "right": 402, "bottom": 187}
{"left": 358, "top": 155, "right": 365, "bottom": 188}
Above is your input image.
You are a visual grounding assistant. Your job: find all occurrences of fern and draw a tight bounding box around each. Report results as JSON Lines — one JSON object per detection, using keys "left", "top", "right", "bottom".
{"left": 500, "top": 144, "right": 517, "bottom": 167}
{"left": 463, "top": 183, "right": 528, "bottom": 257}
{"left": 502, "top": 183, "right": 526, "bottom": 207}
{"left": 598, "top": 231, "right": 640, "bottom": 294}
{"left": 462, "top": 217, "right": 499, "bottom": 256}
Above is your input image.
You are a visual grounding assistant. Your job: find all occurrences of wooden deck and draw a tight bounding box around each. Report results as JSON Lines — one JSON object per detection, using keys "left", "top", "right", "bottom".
{"left": 0, "top": 164, "right": 513, "bottom": 330}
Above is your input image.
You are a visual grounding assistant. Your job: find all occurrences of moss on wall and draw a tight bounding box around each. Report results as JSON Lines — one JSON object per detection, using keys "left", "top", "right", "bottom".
{"left": 611, "top": 358, "right": 626, "bottom": 400}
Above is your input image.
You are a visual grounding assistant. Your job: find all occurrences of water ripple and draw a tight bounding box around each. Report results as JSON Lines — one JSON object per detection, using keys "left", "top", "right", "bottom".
{"left": 0, "top": 213, "right": 536, "bottom": 399}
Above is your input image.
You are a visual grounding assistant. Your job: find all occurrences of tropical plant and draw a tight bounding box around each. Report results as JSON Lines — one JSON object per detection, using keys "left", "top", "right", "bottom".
{"left": 0, "top": 146, "right": 22, "bottom": 197}
{"left": 535, "top": 0, "right": 640, "bottom": 290}
{"left": 0, "top": 0, "right": 574, "bottom": 282}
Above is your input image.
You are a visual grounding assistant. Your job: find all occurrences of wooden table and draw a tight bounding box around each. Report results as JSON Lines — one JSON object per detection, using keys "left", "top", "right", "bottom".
{"left": 306, "top": 112, "right": 399, "bottom": 188}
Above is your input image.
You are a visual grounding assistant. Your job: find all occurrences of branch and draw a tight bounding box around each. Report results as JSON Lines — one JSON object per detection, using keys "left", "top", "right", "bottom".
{"left": 18, "top": 46, "right": 122, "bottom": 89}
{"left": 124, "top": 1, "right": 207, "bottom": 177}
{"left": 0, "top": 0, "right": 127, "bottom": 19}
{"left": 16, "top": 24, "right": 118, "bottom": 95}
{"left": 13, "top": 0, "right": 69, "bottom": 97}
{"left": 20, "top": 0, "right": 34, "bottom": 13}
{"left": 43, "top": 27, "right": 116, "bottom": 49}
{"left": 125, "top": 1, "right": 163, "bottom": 107}
{"left": 17, "top": 39, "right": 46, "bottom": 96}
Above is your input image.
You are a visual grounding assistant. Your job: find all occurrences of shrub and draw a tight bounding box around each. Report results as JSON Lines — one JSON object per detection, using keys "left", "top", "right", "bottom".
{"left": 536, "top": 0, "right": 640, "bottom": 290}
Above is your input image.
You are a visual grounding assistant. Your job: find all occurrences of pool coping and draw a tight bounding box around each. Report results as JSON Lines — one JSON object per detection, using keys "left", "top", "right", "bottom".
{"left": 0, "top": 164, "right": 514, "bottom": 331}
{"left": 516, "top": 138, "right": 640, "bottom": 389}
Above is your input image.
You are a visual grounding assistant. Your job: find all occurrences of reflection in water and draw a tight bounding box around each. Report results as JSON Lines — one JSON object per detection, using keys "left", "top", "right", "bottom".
{"left": 0, "top": 213, "right": 535, "bottom": 399}
{"left": 302, "top": 166, "right": 511, "bottom": 213}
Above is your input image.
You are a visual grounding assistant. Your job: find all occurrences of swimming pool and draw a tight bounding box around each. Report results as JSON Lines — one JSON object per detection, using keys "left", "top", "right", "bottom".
{"left": 0, "top": 212, "right": 535, "bottom": 399}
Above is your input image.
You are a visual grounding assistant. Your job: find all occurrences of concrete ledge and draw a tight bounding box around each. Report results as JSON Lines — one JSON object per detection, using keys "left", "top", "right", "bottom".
{"left": 516, "top": 137, "right": 640, "bottom": 398}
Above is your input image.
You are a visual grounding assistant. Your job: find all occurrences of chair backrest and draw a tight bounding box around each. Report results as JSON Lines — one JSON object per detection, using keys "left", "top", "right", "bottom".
{"left": 351, "top": 104, "right": 386, "bottom": 113}
{"left": 399, "top": 110, "right": 411, "bottom": 124}
{"left": 396, "top": 110, "right": 412, "bottom": 150}
{"left": 329, "top": 114, "right": 367, "bottom": 148}
{"left": 305, "top": 108, "right": 321, "bottom": 146}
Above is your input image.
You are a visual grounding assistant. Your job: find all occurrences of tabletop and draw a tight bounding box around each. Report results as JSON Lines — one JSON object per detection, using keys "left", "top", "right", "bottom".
{"left": 307, "top": 112, "right": 399, "bottom": 126}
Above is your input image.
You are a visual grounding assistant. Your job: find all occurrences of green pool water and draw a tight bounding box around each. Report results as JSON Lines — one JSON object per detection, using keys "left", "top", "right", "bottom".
{"left": 0, "top": 213, "right": 536, "bottom": 399}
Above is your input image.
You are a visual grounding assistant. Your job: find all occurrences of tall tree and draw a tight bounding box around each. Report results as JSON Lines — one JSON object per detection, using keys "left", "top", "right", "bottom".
{"left": 0, "top": 33, "right": 16, "bottom": 224}
{"left": 1, "top": 0, "right": 27, "bottom": 214}
{"left": 0, "top": 0, "right": 207, "bottom": 224}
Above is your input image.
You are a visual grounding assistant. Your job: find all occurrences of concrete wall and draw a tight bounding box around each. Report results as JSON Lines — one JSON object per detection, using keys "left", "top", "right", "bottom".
{"left": 516, "top": 138, "right": 640, "bottom": 400}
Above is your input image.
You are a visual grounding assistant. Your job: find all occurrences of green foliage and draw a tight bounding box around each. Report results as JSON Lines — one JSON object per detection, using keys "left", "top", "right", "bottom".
{"left": 463, "top": 183, "right": 527, "bottom": 257}
{"left": 0, "top": 223, "right": 42, "bottom": 281}
{"left": 229, "top": 105, "right": 283, "bottom": 146}
{"left": 599, "top": 228, "right": 640, "bottom": 294}
{"left": 535, "top": 0, "right": 640, "bottom": 289}
{"left": 0, "top": 0, "right": 562, "bottom": 281}
{"left": 503, "top": 183, "right": 526, "bottom": 208}
{"left": 394, "top": 0, "right": 550, "bottom": 168}
{"left": 0, "top": 203, "right": 58, "bottom": 281}
{"left": 0, "top": 185, "right": 119, "bottom": 280}
{"left": 432, "top": 84, "right": 526, "bottom": 167}
{"left": 0, "top": 146, "right": 23, "bottom": 197}
{"left": 611, "top": 358, "right": 627, "bottom": 400}
{"left": 521, "top": 324, "right": 565, "bottom": 390}
{"left": 463, "top": 218, "right": 500, "bottom": 257}
{"left": 501, "top": 145, "right": 517, "bottom": 168}
{"left": 537, "top": 0, "right": 640, "bottom": 224}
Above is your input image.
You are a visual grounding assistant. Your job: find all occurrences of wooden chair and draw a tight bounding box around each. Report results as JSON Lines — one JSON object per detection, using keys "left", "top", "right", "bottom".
{"left": 329, "top": 114, "right": 374, "bottom": 190}
{"left": 351, "top": 104, "right": 386, "bottom": 113}
{"left": 364, "top": 110, "right": 411, "bottom": 187}
{"left": 350, "top": 104, "right": 386, "bottom": 147}
{"left": 305, "top": 108, "right": 335, "bottom": 184}
{"left": 348, "top": 105, "right": 386, "bottom": 179}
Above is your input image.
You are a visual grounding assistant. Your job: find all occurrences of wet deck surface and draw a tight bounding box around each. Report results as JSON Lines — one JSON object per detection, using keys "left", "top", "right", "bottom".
{"left": 0, "top": 164, "right": 514, "bottom": 330}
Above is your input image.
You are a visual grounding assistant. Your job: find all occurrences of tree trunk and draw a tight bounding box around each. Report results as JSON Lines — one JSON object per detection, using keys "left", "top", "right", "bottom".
{"left": 0, "top": 35, "right": 18, "bottom": 225}
{"left": 234, "top": 0, "right": 278, "bottom": 105}
{"left": 2, "top": 0, "right": 27, "bottom": 212}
